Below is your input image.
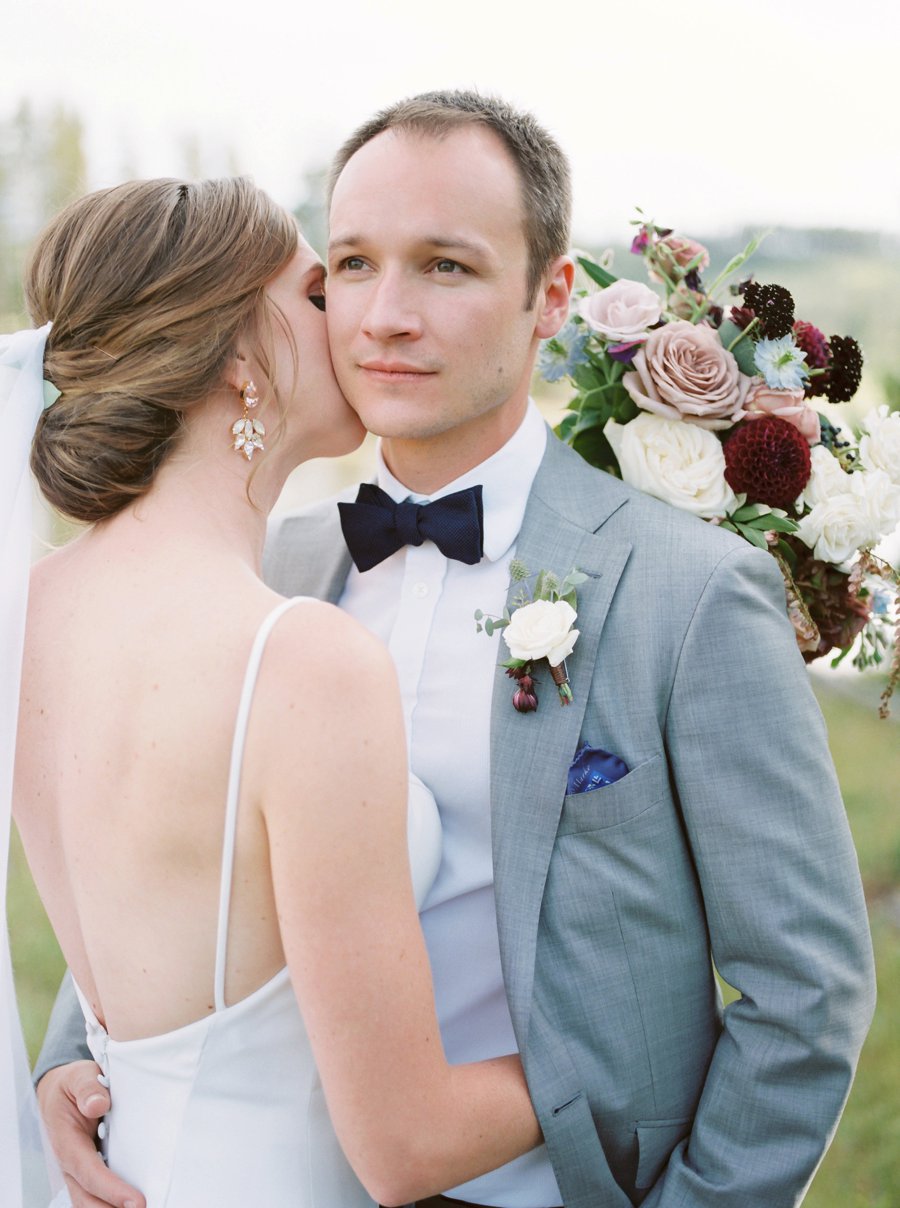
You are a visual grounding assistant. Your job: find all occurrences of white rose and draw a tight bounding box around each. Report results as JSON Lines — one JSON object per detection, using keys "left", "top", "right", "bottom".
{"left": 503, "top": 599, "right": 579, "bottom": 667}
{"left": 855, "top": 468, "right": 900, "bottom": 545}
{"left": 795, "top": 493, "right": 871, "bottom": 565}
{"left": 799, "top": 444, "right": 851, "bottom": 511}
{"left": 859, "top": 405, "right": 900, "bottom": 484}
{"left": 578, "top": 279, "right": 662, "bottom": 343}
{"left": 605, "top": 413, "right": 740, "bottom": 519}
{"left": 797, "top": 468, "right": 900, "bottom": 564}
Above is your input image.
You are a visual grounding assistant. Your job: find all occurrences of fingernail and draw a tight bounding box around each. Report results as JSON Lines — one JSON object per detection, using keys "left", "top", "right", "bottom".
{"left": 125, "top": 1201, "right": 140, "bottom": 1208}
{"left": 85, "top": 1093, "right": 106, "bottom": 1111}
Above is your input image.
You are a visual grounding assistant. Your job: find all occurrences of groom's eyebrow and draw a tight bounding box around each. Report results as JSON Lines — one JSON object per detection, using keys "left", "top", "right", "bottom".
{"left": 328, "top": 233, "right": 492, "bottom": 259}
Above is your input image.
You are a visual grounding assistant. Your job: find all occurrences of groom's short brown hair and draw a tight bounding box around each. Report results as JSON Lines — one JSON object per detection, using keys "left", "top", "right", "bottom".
{"left": 329, "top": 90, "right": 572, "bottom": 307}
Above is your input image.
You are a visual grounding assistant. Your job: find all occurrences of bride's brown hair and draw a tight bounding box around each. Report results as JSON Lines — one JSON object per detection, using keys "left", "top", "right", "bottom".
{"left": 26, "top": 177, "right": 298, "bottom": 523}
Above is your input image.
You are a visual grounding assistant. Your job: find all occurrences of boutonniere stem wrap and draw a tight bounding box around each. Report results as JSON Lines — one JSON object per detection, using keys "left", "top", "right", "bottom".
{"left": 476, "top": 562, "right": 587, "bottom": 711}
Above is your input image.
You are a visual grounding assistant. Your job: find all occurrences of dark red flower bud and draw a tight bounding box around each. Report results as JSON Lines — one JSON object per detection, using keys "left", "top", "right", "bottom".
{"left": 512, "top": 687, "right": 538, "bottom": 712}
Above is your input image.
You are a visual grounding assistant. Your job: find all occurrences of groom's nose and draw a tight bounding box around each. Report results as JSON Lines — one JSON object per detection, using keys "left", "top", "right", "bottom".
{"left": 360, "top": 268, "right": 424, "bottom": 343}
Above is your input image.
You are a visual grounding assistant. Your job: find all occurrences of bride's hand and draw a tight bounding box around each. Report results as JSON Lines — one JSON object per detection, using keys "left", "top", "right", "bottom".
{"left": 37, "top": 1061, "right": 146, "bottom": 1208}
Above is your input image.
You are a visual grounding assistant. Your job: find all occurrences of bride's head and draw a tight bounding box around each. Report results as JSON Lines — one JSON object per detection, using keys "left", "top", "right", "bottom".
{"left": 26, "top": 177, "right": 361, "bottom": 524}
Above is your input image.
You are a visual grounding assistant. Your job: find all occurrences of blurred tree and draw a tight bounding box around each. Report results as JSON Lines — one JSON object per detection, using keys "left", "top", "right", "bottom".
{"left": 882, "top": 372, "right": 900, "bottom": 414}
{"left": 293, "top": 164, "right": 328, "bottom": 259}
{"left": 0, "top": 101, "right": 86, "bottom": 325}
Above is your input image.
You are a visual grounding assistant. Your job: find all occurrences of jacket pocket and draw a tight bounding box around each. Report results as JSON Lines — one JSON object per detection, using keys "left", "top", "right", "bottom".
{"left": 557, "top": 754, "right": 667, "bottom": 835}
{"left": 634, "top": 1117, "right": 691, "bottom": 1190}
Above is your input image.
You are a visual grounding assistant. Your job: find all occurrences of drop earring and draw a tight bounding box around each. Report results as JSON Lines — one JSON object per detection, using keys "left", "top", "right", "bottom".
{"left": 232, "top": 380, "right": 265, "bottom": 460}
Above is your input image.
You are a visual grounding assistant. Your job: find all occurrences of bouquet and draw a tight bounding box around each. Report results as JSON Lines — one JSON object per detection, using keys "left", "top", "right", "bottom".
{"left": 540, "top": 216, "right": 900, "bottom": 715}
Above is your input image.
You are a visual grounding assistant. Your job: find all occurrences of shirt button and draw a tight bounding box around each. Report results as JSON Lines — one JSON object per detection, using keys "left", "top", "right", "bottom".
{"left": 412, "top": 582, "right": 429, "bottom": 598}
{"left": 97, "top": 1121, "right": 108, "bottom": 1140}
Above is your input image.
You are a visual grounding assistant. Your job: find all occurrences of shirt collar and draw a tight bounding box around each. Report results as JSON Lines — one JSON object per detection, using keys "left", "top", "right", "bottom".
{"left": 374, "top": 400, "right": 547, "bottom": 563}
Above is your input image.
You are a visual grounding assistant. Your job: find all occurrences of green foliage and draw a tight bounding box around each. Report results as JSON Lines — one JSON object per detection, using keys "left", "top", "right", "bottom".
{"left": 576, "top": 255, "right": 618, "bottom": 288}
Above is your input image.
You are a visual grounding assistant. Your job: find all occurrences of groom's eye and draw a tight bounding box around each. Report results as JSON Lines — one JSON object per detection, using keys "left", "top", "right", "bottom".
{"left": 434, "top": 258, "right": 466, "bottom": 273}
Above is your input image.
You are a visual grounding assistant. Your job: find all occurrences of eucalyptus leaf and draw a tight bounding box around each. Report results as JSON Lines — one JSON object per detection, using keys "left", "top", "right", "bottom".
{"left": 485, "top": 619, "right": 494, "bottom": 636}
{"left": 474, "top": 609, "right": 483, "bottom": 620}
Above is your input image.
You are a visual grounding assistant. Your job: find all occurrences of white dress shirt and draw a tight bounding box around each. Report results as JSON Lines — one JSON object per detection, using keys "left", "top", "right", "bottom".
{"left": 339, "top": 402, "right": 561, "bottom": 1206}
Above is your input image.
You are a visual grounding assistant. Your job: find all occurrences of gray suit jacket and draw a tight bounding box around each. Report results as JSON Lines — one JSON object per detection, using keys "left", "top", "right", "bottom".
{"left": 38, "top": 433, "right": 875, "bottom": 1207}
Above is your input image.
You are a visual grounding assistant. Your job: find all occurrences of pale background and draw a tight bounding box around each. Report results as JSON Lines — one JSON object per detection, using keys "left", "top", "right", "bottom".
{"left": 5, "top": 0, "right": 898, "bottom": 516}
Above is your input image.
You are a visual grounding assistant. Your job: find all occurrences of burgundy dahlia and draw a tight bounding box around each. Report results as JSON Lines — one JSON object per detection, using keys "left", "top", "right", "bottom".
{"left": 793, "top": 320, "right": 830, "bottom": 398}
{"left": 724, "top": 416, "right": 812, "bottom": 510}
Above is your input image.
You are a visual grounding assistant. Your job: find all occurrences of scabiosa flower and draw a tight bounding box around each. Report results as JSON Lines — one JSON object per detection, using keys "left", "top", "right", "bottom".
{"left": 537, "top": 320, "right": 590, "bottom": 383}
{"left": 724, "top": 416, "right": 812, "bottom": 510}
{"left": 754, "top": 334, "right": 809, "bottom": 390}
{"left": 742, "top": 282, "right": 795, "bottom": 339}
{"left": 825, "top": 335, "right": 863, "bottom": 404}
{"left": 793, "top": 320, "right": 830, "bottom": 398}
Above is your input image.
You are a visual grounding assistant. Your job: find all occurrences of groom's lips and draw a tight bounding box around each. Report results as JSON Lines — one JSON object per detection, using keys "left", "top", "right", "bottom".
{"left": 359, "top": 361, "right": 437, "bottom": 382}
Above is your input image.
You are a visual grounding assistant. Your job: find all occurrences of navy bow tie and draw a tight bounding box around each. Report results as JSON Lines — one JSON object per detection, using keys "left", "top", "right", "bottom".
{"left": 338, "top": 483, "right": 485, "bottom": 572}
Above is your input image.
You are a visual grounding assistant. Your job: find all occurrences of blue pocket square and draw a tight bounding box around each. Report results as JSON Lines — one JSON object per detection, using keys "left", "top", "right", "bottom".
{"left": 567, "top": 744, "right": 630, "bottom": 794}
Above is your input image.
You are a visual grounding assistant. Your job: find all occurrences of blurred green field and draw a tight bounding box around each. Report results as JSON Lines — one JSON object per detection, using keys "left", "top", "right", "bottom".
{"left": 8, "top": 679, "right": 900, "bottom": 1205}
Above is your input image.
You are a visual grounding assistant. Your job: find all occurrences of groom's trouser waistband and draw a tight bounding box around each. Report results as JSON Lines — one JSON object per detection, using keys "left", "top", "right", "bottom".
{"left": 411, "top": 1197, "right": 563, "bottom": 1208}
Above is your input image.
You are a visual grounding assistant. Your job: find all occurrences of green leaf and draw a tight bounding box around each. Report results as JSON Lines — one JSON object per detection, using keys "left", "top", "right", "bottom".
{"left": 562, "top": 589, "right": 578, "bottom": 609}
{"left": 760, "top": 515, "right": 798, "bottom": 534}
{"left": 474, "top": 609, "right": 483, "bottom": 621}
{"left": 561, "top": 570, "right": 588, "bottom": 593}
{"left": 475, "top": 623, "right": 482, "bottom": 633}
{"left": 731, "top": 501, "right": 765, "bottom": 522}
{"left": 577, "top": 256, "right": 618, "bottom": 288}
{"left": 570, "top": 425, "right": 619, "bottom": 474}
{"left": 718, "top": 319, "right": 759, "bottom": 376}
{"left": 735, "top": 523, "right": 769, "bottom": 550}
{"left": 572, "top": 363, "right": 605, "bottom": 393}
{"left": 554, "top": 412, "right": 579, "bottom": 441}
{"left": 484, "top": 619, "right": 494, "bottom": 636}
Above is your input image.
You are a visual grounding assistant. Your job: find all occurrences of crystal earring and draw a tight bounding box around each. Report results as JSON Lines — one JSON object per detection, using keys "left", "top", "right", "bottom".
{"left": 232, "top": 380, "right": 265, "bottom": 460}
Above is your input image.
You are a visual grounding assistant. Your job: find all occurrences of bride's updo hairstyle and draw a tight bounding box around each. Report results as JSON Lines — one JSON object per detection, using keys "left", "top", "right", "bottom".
{"left": 27, "top": 177, "right": 298, "bottom": 523}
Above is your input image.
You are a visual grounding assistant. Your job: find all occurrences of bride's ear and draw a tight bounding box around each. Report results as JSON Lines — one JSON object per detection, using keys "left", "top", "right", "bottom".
{"left": 223, "top": 354, "right": 250, "bottom": 396}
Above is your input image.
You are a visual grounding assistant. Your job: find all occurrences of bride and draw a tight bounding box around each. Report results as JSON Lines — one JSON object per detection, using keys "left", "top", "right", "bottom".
{"left": 3, "top": 177, "right": 540, "bottom": 1206}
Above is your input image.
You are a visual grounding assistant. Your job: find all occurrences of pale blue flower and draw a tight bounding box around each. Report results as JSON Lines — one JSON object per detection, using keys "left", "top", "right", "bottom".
{"left": 538, "top": 320, "right": 590, "bottom": 383}
{"left": 754, "top": 335, "right": 809, "bottom": 390}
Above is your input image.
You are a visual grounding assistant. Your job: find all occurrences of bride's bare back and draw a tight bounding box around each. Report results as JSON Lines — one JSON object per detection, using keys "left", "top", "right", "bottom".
{"left": 17, "top": 529, "right": 300, "bottom": 1039}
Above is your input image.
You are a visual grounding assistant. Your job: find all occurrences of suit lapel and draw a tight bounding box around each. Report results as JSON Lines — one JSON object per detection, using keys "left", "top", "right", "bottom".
{"left": 491, "top": 437, "right": 633, "bottom": 1041}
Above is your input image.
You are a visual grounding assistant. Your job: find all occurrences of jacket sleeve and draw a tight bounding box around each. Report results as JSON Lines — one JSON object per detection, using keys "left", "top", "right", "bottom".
{"left": 33, "top": 972, "right": 90, "bottom": 1085}
{"left": 644, "top": 543, "right": 876, "bottom": 1207}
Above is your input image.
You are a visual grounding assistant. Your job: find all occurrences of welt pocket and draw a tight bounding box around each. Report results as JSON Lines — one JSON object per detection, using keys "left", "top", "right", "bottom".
{"left": 557, "top": 754, "right": 667, "bottom": 835}
{"left": 634, "top": 1116, "right": 692, "bottom": 1189}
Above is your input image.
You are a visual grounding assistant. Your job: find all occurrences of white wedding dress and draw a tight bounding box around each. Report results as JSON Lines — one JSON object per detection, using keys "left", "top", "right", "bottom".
{"left": 54, "top": 598, "right": 443, "bottom": 1207}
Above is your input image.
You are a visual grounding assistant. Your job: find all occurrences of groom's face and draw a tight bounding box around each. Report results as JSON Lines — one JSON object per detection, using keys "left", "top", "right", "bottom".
{"left": 325, "top": 126, "right": 548, "bottom": 454}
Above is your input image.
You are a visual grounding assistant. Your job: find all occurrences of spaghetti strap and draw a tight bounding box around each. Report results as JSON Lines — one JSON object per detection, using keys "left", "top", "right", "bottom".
{"left": 214, "top": 597, "right": 307, "bottom": 1010}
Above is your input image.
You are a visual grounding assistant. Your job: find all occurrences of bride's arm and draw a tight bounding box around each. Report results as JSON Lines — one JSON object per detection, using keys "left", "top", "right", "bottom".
{"left": 258, "top": 604, "right": 541, "bottom": 1206}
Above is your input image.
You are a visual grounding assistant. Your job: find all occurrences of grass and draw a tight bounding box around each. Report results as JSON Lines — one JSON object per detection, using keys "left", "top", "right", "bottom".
{"left": 7, "top": 680, "right": 899, "bottom": 1202}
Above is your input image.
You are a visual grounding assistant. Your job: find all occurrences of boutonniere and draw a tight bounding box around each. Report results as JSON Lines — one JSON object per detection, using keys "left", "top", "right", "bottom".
{"left": 475, "top": 560, "right": 587, "bottom": 711}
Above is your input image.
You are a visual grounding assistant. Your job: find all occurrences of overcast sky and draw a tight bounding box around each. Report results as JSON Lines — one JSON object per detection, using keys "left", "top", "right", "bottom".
{"left": 4, "top": 0, "right": 899, "bottom": 244}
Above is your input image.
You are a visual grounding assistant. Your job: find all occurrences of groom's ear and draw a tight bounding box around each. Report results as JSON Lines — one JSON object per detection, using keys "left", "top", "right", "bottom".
{"left": 533, "top": 255, "right": 575, "bottom": 340}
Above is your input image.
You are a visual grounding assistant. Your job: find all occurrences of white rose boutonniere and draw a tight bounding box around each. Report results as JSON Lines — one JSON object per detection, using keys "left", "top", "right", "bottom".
{"left": 475, "top": 562, "right": 586, "bottom": 711}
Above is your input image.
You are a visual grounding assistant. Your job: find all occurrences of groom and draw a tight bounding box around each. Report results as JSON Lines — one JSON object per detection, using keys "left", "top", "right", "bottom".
{"left": 36, "top": 92, "right": 875, "bottom": 1208}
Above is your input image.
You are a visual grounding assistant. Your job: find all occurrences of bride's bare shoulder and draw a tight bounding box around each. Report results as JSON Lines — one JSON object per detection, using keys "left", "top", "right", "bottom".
{"left": 265, "top": 597, "right": 394, "bottom": 685}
